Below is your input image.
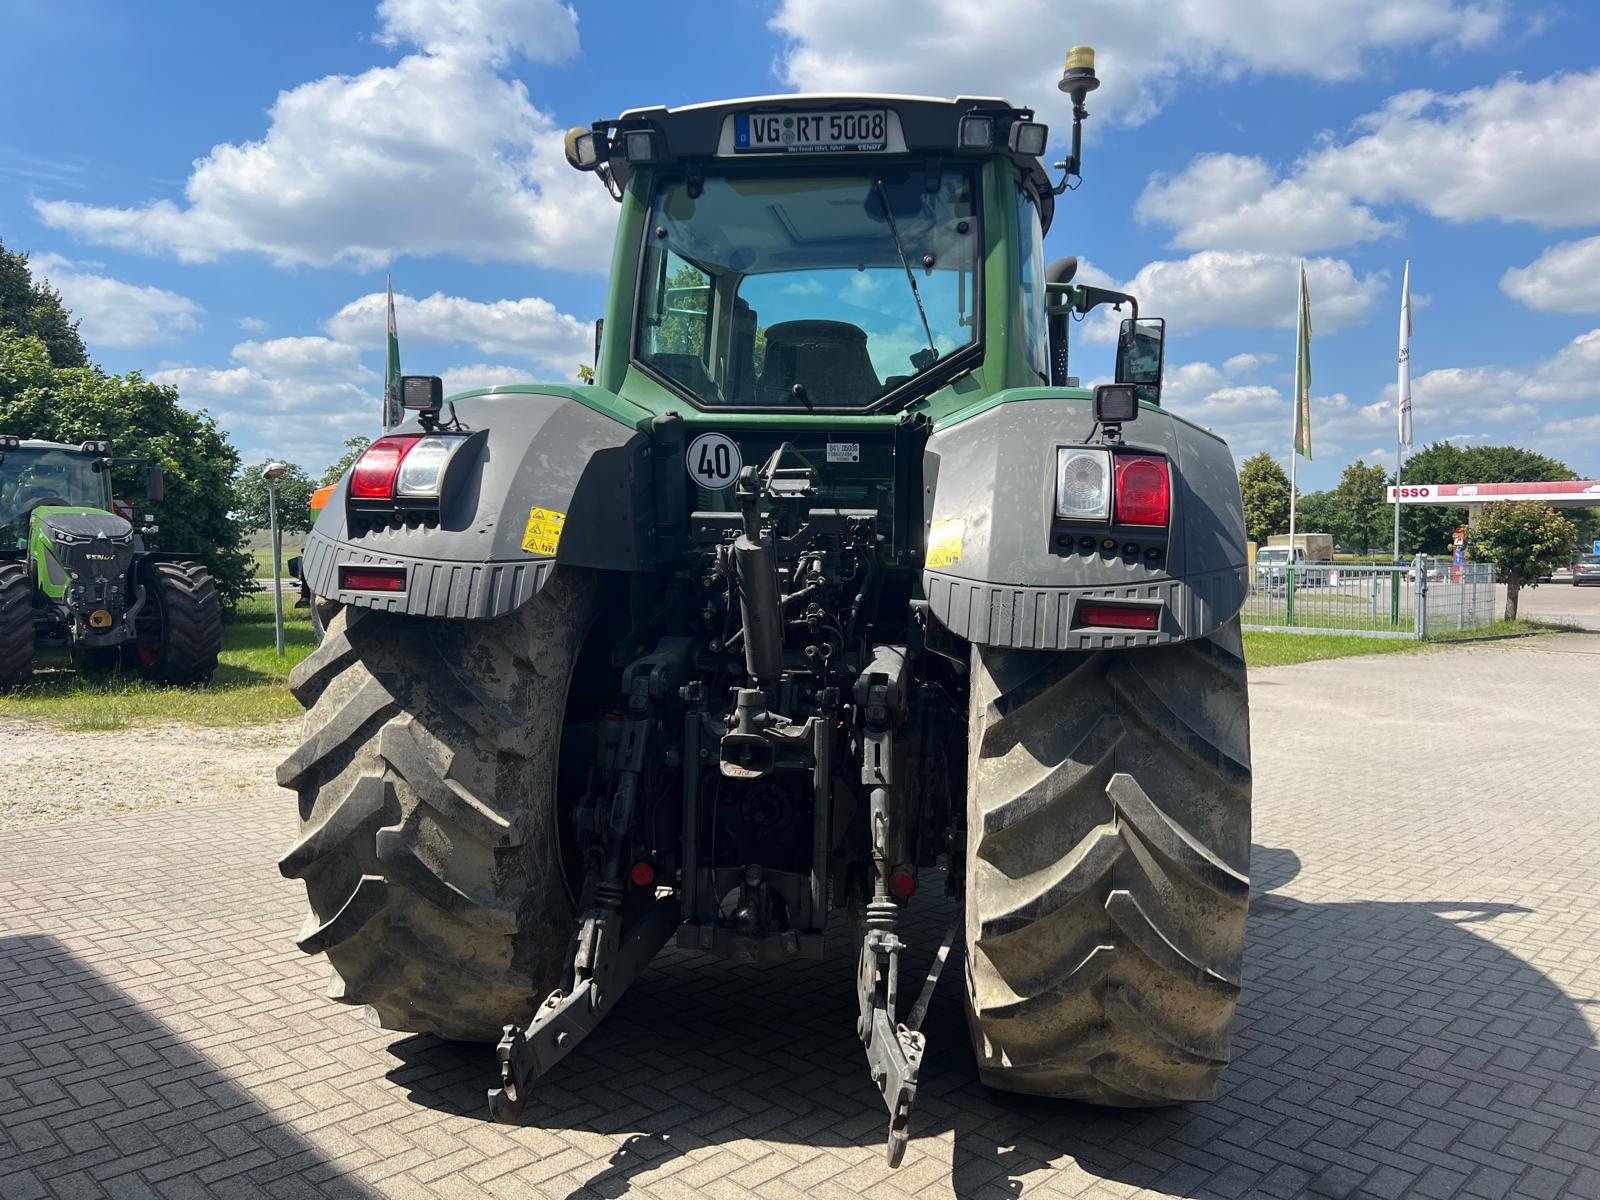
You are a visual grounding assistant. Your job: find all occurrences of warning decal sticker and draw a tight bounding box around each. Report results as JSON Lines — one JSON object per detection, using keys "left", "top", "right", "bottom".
{"left": 521, "top": 507, "right": 566, "bottom": 557}
{"left": 925, "top": 519, "right": 965, "bottom": 569}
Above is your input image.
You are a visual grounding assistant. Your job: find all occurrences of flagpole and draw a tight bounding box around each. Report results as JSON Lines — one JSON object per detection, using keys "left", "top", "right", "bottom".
{"left": 1392, "top": 259, "right": 1411, "bottom": 561}
{"left": 1288, "top": 260, "right": 1303, "bottom": 552}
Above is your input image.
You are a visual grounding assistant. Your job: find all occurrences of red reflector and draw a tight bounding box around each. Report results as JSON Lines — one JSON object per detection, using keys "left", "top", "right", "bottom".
{"left": 1075, "top": 604, "right": 1159, "bottom": 631}
{"left": 339, "top": 566, "right": 407, "bottom": 592}
{"left": 1113, "top": 453, "right": 1170, "bottom": 526}
{"left": 349, "top": 435, "right": 422, "bottom": 499}
{"left": 629, "top": 862, "right": 656, "bottom": 887}
{"left": 888, "top": 869, "right": 917, "bottom": 899}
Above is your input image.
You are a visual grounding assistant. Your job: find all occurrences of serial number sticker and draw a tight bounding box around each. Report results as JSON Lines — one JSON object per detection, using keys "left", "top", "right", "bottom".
{"left": 521, "top": 507, "right": 566, "bottom": 557}
{"left": 925, "top": 519, "right": 965, "bottom": 569}
{"left": 825, "top": 442, "right": 860, "bottom": 464}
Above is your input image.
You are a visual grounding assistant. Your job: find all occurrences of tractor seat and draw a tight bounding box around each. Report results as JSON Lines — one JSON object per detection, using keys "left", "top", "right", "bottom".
{"left": 756, "top": 321, "right": 881, "bottom": 407}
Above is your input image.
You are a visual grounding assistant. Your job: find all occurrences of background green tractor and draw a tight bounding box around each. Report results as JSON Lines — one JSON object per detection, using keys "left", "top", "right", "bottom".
{"left": 0, "top": 436, "right": 222, "bottom": 686}
{"left": 280, "top": 47, "right": 1251, "bottom": 1165}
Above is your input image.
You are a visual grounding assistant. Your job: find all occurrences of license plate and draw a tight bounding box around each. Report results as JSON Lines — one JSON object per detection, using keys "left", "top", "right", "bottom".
{"left": 734, "top": 109, "right": 887, "bottom": 154}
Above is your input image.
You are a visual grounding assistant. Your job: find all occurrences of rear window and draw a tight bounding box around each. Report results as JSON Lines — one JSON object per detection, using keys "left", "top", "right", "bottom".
{"left": 1580, "top": 554, "right": 1600, "bottom": 564}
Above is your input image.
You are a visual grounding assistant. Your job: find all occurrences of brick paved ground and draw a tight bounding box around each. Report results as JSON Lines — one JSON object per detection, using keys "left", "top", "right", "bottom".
{"left": 3, "top": 634, "right": 1599, "bottom": 1199}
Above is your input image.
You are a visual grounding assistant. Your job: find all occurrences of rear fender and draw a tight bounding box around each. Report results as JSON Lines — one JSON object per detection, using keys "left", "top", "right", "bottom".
{"left": 921, "top": 392, "right": 1247, "bottom": 650}
{"left": 299, "top": 389, "right": 653, "bottom": 619}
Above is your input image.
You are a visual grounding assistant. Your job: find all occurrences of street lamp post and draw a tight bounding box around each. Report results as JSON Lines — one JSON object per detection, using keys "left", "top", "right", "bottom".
{"left": 262, "top": 462, "right": 288, "bottom": 657}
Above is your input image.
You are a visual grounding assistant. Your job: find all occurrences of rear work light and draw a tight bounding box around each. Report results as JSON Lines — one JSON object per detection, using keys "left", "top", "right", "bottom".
{"left": 339, "top": 565, "right": 406, "bottom": 592}
{"left": 350, "top": 435, "right": 421, "bottom": 499}
{"left": 1113, "top": 453, "right": 1170, "bottom": 526}
{"left": 1074, "top": 603, "right": 1159, "bottom": 631}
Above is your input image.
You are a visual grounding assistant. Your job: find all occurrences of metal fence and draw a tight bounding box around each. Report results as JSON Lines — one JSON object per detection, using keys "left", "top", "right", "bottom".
{"left": 1243, "top": 558, "right": 1497, "bottom": 638}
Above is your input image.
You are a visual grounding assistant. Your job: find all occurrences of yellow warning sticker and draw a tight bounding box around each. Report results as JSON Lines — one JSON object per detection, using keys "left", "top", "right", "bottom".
{"left": 925, "top": 519, "right": 965, "bottom": 569}
{"left": 521, "top": 507, "right": 566, "bottom": 557}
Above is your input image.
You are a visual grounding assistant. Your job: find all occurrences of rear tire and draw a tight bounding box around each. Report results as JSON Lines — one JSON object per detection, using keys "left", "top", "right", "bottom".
{"left": 964, "top": 620, "right": 1252, "bottom": 1104}
{"left": 0, "top": 561, "right": 32, "bottom": 688}
{"left": 277, "top": 570, "right": 595, "bottom": 1041}
{"left": 136, "top": 560, "right": 222, "bottom": 684}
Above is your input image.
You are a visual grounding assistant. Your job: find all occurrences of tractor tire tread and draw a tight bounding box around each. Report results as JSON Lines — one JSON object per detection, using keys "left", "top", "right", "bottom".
{"left": 0, "top": 562, "right": 32, "bottom": 687}
{"left": 279, "top": 572, "right": 593, "bottom": 1042}
{"left": 965, "top": 621, "right": 1252, "bottom": 1106}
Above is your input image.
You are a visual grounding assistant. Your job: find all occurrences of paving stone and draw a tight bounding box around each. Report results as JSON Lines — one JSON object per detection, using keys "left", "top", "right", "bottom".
{"left": 2, "top": 636, "right": 1599, "bottom": 1197}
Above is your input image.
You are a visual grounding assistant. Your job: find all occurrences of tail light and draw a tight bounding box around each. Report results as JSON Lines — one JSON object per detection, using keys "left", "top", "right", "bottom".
{"left": 1074, "top": 603, "right": 1159, "bottom": 630}
{"left": 338, "top": 565, "right": 406, "bottom": 592}
{"left": 1113, "top": 453, "right": 1170, "bottom": 526}
{"left": 350, "top": 435, "right": 422, "bottom": 499}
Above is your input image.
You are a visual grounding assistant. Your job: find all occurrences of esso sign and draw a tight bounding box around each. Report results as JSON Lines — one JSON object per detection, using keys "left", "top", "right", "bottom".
{"left": 1394, "top": 486, "right": 1432, "bottom": 499}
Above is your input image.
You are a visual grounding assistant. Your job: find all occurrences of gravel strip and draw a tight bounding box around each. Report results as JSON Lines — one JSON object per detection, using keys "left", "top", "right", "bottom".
{"left": 0, "top": 718, "right": 299, "bottom": 830}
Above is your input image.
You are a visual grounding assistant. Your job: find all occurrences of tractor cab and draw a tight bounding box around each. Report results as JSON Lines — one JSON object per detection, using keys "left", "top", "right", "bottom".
{"left": 573, "top": 94, "right": 1068, "bottom": 418}
{"left": 0, "top": 441, "right": 116, "bottom": 543}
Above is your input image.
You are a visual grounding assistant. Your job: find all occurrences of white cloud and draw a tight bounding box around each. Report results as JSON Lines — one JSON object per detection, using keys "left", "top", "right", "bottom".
{"left": 236, "top": 316, "right": 270, "bottom": 333}
{"left": 772, "top": 0, "right": 1503, "bottom": 128}
{"left": 33, "top": 10, "right": 612, "bottom": 271}
{"left": 1136, "top": 153, "right": 1397, "bottom": 253}
{"left": 1083, "top": 252, "right": 1383, "bottom": 341}
{"left": 27, "top": 252, "right": 201, "bottom": 349}
{"left": 324, "top": 290, "right": 594, "bottom": 373}
{"left": 1501, "top": 235, "right": 1600, "bottom": 313}
{"left": 1223, "top": 352, "right": 1273, "bottom": 374}
{"left": 1298, "top": 69, "right": 1600, "bottom": 228}
{"left": 375, "top": 0, "right": 578, "bottom": 65}
{"left": 438, "top": 364, "right": 539, "bottom": 395}
{"left": 153, "top": 337, "right": 378, "bottom": 472}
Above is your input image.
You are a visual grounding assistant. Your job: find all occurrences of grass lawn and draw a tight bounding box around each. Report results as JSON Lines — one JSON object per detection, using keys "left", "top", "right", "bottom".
{"left": 3, "top": 594, "right": 1571, "bottom": 730}
{"left": 1243, "top": 619, "right": 1572, "bottom": 668}
{"left": 2, "top": 594, "right": 315, "bottom": 731}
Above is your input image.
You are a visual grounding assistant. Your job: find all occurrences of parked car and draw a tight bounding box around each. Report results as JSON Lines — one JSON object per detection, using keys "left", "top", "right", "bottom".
{"left": 1574, "top": 553, "right": 1600, "bottom": 586}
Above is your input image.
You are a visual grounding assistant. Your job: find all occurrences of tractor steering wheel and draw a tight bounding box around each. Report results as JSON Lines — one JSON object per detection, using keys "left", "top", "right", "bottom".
{"left": 13, "top": 485, "right": 66, "bottom": 515}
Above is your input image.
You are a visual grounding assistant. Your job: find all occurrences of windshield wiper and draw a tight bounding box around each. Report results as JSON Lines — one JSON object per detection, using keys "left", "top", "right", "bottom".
{"left": 873, "top": 180, "right": 938, "bottom": 366}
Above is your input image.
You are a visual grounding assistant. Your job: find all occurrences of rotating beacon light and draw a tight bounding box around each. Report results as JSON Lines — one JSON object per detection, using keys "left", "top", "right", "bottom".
{"left": 1054, "top": 45, "right": 1100, "bottom": 191}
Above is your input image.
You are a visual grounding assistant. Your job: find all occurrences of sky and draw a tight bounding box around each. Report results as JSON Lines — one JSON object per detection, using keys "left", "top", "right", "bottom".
{"left": 4, "top": 0, "right": 1599, "bottom": 491}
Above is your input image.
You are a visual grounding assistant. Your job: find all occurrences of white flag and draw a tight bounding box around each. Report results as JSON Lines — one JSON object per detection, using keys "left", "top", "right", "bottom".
{"left": 1397, "top": 259, "right": 1413, "bottom": 447}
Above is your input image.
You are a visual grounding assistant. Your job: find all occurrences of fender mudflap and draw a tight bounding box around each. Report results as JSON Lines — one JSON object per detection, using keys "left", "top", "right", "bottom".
{"left": 299, "top": 389, "right": 653, "bottom": 620}
{"left": 921, "top": 393, "right": 1248, "bottom": 650}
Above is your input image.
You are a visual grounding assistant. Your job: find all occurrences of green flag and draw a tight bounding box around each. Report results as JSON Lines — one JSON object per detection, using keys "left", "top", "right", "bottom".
{"left": 1292, "top": 261, "right": 1312, "bottom": 460}
{"left": 383, "top": 275, "right": 402, "bottom": 429}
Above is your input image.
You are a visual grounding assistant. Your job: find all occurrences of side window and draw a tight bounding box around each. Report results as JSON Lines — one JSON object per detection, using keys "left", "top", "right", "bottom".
{"left": 1016, "top": 187, "right": 1048, "bottom": 382}
{"left": 648, "top": 249, "right": 710, "bottom": 361}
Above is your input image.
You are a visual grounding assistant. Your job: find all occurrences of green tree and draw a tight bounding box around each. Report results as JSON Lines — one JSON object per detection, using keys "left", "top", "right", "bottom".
{"left": 1331, "top": 459, "right": 1390, "bottom": 554}
{"left": 1294, "top": 489, "right": 1338, "bottom": 540}
{"left": 1397, "top": 442, "right": 1592, "bottom": 555}
{"left": 656, "top": 262, "right": 709, "bottom": 357}
{"left": 319, "top": 436, "right": 371, "bottom": 487}
{"left": 0, "top": 237, "right": 87, "bottom": 368}
{"left": 234, "top": 460, "right": 317, "bottom": 535}
{"left": 1238, "top": 452, "right": 1290, "bottom": 546}
{"left": 0, "top": 329, "right": 253, "bottom": 608}
{"left": 1466, "top": 501, "right": 1578, "bottom": 620}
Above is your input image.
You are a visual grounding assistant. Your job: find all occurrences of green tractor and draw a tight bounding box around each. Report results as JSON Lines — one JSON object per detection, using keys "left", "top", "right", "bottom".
{"left": 280, "top": 47, "right": 1251, "bottom": 1164}
{"left": 0, "top": 436, "right": 222, "bottom": 686}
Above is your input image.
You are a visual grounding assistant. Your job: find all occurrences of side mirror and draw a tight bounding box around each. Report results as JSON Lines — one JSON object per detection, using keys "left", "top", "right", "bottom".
{"left": 147, "top": 465, "right": 165, "bottom": 504}
{"left": 1116, "top": 317, "right": 1166, "bottom": 406}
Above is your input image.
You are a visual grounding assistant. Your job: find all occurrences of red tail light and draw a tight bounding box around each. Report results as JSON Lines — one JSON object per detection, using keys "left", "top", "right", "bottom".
{"left": 1113, "top": 453, "right": 1170, "bottom": 526}
{"left": 1074, "top": 603, "right": 1159, "bottom": 630}
{"left": 339, "top": 566, "right": 407, "bottom": 592}
{"left": 349, "top": 435, "right": 422, "bottom": 499}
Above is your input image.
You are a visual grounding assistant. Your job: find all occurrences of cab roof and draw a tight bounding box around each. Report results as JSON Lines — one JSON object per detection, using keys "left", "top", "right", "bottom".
{"left": 596, "top": 93, "right": 1058, "bottom": 231}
